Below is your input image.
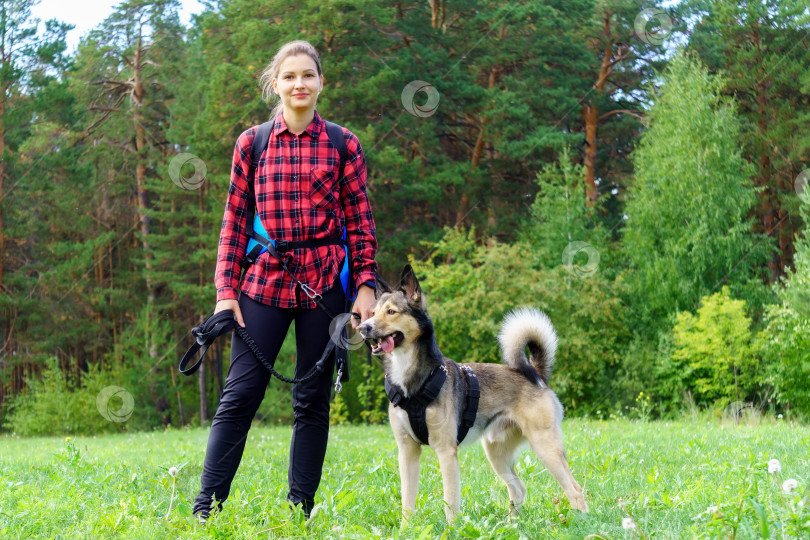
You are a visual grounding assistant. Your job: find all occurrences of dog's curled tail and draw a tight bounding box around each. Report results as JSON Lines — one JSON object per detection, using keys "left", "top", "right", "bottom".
{"left": 497, "top": 307, "right": 557, "bottom": 384}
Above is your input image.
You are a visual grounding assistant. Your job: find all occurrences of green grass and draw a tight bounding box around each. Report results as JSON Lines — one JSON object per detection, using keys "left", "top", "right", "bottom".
{"left": 0, "top": 419, "right": 807, "bottom": 538}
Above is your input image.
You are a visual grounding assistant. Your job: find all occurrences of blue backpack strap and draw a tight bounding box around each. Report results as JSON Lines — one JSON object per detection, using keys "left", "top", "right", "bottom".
{"left": 242, "top": 120, "right": 275, "bottom": 269}
{"left": 324, "top": 121, "right": 355, "bottom": 301}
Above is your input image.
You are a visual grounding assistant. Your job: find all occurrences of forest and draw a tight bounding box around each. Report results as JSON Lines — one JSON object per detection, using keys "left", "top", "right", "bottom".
{"left": 1, "top": 0, "right": 809, "bottom": 434}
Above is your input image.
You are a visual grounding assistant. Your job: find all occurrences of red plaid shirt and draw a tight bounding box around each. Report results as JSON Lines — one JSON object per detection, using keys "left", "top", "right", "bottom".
{"left": 215, "top": 111, "right": 377, "bottom": 308}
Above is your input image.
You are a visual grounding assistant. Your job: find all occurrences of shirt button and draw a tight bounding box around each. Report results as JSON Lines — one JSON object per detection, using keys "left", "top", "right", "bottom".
{"left": 292, "top": 175, "right": 297, "bottom": 181}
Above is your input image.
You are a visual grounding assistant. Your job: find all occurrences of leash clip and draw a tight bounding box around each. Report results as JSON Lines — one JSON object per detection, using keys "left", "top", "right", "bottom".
{"left": 300, "top": 283, "right": 322, "bottom": 302}
{"left": 334, "top": 368, "right": 343, "bottom": 393}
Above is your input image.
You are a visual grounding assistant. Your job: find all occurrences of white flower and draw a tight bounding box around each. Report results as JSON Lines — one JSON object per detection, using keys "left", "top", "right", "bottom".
{"left": 783, "top": 479, "right": 798, "bottom": 493}
{"left": 168, "top": 466, "right": 178, "bottom": 478}
{"left": 768, "top": 459, "right": 782, "bottom": 474}
{"left": 622, "top": 517, "right": 636, "bottom": 530}
{"left": 778, "top": 414, "right": 783, "bottom": 419}
{"left": 706, "top": 505, "right": 718, "bottom": 514}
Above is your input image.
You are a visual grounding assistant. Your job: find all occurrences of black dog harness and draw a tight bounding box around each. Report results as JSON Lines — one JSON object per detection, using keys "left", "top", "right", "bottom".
{"left": 385, "top": 362, "right": 480, "bottom": 446}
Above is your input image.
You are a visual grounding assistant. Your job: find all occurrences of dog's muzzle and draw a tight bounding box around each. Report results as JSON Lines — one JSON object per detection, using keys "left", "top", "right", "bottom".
{"left": 357, "top": 323, "right": 402, "bottom": 355}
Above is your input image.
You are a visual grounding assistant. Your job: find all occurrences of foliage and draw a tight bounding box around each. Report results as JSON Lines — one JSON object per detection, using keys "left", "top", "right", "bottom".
{"left": 622, "top": 51, "right": 769, "bottom": 334}
{"left": 3, "top": 357, "right": 121, "bottom": 436}
{"left": 519, "top": 146, "right": 614, "bottom": 273}
{"left": 414, "top": 226, "right": 628, "bottom": 411}
{"left": 759, "top": 193, "right": 810, "bottom": 412}
{"left": 683, "top": 0, "right": 810, "bottom": 278}
{"left": 665, "top": 287, "right": 759, "bottom": 408}
{"left": 354, "top": 351, "right": 388, "bottom": 424}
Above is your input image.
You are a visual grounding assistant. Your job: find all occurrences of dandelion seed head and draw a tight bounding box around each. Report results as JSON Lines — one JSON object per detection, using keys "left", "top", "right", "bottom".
{"left": 168, "top": 466, "right": 178, "bottom": 477}
{"left": 768, "top": 459, "right": 782, "bottom": 474}
{"left": 622, "top": 517, "right": 636, "bottom": 530}
{"left": 783, "top": 479, "right": 798, "bottom": 493}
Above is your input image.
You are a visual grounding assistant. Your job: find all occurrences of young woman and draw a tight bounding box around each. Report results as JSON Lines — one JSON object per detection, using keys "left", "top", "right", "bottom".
{"left": 192, "top": 40, "right": 377, "bottom": 520}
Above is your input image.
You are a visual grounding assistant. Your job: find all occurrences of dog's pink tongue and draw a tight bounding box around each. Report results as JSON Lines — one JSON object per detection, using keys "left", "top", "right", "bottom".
{"left": 380, "top": 335, "right": 395, "bottom": 353}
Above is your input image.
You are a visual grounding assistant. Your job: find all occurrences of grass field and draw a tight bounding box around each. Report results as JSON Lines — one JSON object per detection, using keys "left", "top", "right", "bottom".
{"left": 0, "top": 419, "right": 808, "bottom": 539}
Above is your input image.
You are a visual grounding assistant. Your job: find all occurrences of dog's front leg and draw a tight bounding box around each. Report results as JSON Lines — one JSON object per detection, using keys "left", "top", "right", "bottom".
{"left": 397, "top": 435, "right": 422, "bottom": 521}
{"left": 434, "top": 444, "right": 461, "bottom": 522}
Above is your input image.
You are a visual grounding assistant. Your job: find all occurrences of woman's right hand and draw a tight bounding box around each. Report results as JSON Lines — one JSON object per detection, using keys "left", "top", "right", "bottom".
{"left": 214, "top": 299, "right": 245, "bottom": 328}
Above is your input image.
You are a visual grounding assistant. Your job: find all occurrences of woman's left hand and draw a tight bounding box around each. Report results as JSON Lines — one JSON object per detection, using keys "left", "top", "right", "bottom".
{"left": 351, "top": 284, "right": 376, "bottom": 328}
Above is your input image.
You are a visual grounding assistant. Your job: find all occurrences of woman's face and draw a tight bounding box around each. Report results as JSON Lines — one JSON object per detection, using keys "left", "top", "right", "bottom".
{"left": 273, "top": 54, "right": 323, "bottom": 114}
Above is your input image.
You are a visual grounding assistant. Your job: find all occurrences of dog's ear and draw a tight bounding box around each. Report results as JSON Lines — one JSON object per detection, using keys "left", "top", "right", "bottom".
{"left": 399, "top": 264, "right": 425, "bottom": 307}
{"left": 375, "top": 276, "right": 393, "bottom": 299}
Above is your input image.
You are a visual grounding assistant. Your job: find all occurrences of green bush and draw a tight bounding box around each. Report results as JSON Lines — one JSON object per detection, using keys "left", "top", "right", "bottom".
{"left": 4, "top": 357, "right": 123, "bottom": 436}
{"left": 414, "top": 227, "right": 629, "bottom": 412}
{"left": 666, "top": 287, "right": 759, "bottom": 408}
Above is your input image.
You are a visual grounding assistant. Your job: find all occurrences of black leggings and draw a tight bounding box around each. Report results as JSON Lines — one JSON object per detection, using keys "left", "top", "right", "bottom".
{"left": 192, "top": 283, "right": 346, "bottom": 517}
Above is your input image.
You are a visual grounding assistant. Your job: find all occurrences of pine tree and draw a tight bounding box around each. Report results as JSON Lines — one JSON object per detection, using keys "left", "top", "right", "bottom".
{"left": 684, "top": 0, "right": 810, "bottom": 281}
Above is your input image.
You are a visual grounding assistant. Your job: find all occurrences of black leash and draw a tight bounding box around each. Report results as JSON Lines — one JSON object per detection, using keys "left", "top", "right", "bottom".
{"left": 179, "top": 308, "right": 357, "bottom": 392}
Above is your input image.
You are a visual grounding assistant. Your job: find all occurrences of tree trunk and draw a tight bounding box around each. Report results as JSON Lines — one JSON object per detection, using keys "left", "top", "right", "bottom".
{"left": 170, "top": 362, "right": 185, "bottom": 426}
{"left": 198, "top": 356, "right": 208, "bottom": 425}
{"left": 132, "top": 36, "right": 158, "bottom": 360}
{"left": 457, "top": 27, "right": 504, "bottom": 226}
{"left": 581, "top": 12, "right": 616, "bottom": 206}
{"left": 753, "top": 26, "right": 779, "bottom": 282}
{"left": 583, "top": 103, "right": 598, "bottom": 203}
{"left": 0, "top": 73, "right": 6, "bottom": 291}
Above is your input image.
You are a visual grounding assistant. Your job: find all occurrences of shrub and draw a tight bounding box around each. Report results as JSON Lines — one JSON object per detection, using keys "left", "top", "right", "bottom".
{"left": 4, "top": 357, "right": 123, "bottom": 436}
{"left": 414, "top": 227, "right": 629, "bottom": 412}
{"left": 759, "top": 193, "right": 810, "bottom": 413}
{"left": 667, "top": 287, "right": 759, "bottom": 407}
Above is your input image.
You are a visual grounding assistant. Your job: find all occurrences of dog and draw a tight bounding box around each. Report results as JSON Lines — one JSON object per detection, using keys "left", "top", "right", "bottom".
{"left": 357, "top": 265, "right": 588, "bottom": 522}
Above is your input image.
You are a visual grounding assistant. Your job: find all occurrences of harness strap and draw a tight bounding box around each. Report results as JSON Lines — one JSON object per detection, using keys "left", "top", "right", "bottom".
{"left": 385, "top": 364, "right": 447, "bottom": 446}
{"left": 385, "top": 361, "right": 480, "bottom": 446}
{"left": 456, "top": 364, "right": 480, "bottom": 445}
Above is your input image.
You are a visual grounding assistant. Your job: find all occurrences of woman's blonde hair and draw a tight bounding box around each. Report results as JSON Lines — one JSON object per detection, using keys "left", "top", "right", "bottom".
{"left": 259, "top": 40, "right": 323, "bottom": 119}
